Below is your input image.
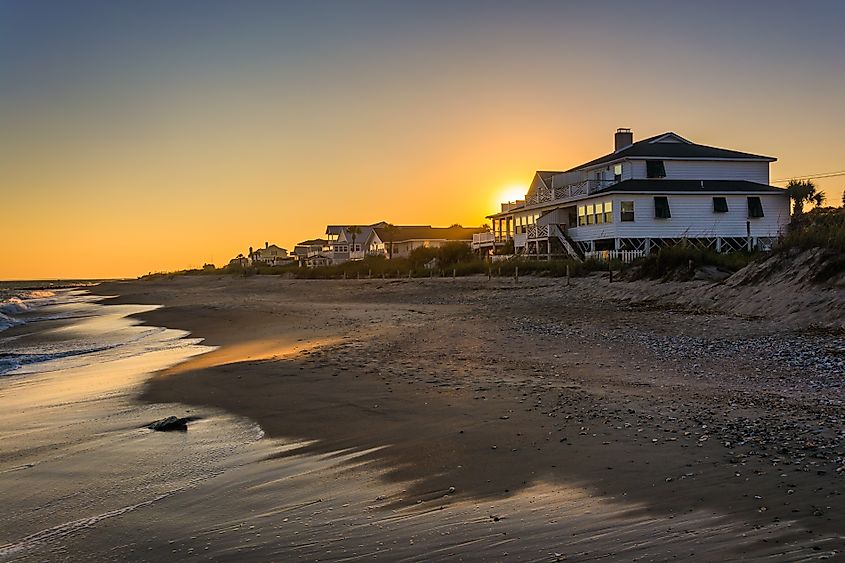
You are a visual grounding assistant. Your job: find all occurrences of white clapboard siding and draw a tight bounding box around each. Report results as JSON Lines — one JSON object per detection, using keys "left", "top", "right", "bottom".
{"left": 568, "top": 197, "right": 617, "bottom": 241}
{"left": 606, "top": 194, "right": 789, "bottom": 239}
{"left": 628, "top": 159, "right": 769, "bottom": 183}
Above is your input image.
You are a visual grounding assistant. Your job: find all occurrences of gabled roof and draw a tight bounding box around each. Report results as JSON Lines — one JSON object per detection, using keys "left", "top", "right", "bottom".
{"left": 565, "top": 132, "right": 776, "bottom": 173}
{"left": 593, "top": 179, "right": 786, "bottom": 195}
{"left": 373, "top": 225, "right": 486, "bottom": 242}
{"left": 525, "top": 171, "right": 564, "bottom": 201}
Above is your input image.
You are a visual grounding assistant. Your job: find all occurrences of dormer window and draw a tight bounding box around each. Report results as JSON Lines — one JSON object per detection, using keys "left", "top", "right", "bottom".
{"left": 646, "top": 160, "right": 666, "bottom": 178}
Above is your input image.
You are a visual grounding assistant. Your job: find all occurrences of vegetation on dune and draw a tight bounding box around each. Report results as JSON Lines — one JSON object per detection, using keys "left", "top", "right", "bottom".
{"left": 624, "top": 246, "right": 757, "bottom": 281}
{"left": 778, "top": 206, "right": 845, "bottom": 253}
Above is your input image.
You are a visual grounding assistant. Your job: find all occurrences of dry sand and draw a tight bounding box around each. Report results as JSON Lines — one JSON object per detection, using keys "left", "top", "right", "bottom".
{"left": 67, "top": 274, "right": 845, "bottom": 560}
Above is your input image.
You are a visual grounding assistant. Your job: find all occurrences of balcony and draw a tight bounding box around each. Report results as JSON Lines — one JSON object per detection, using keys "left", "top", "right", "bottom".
{"left": 471, "top": 231, "right": 496, "bottom": 249}
{"left": 524, "top": 179, "right": 617, "bottom": 206}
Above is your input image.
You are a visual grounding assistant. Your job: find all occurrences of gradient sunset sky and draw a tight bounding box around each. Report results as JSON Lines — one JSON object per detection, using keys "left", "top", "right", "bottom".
{"left": 2, "top": 0, "right": 844, "bottom": 279}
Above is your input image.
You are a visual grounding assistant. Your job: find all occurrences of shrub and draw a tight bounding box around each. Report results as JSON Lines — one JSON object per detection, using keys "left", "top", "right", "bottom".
{"left": 629, "top": 246, "right": 756, "bottom": 280}
{"left": 778, "top": 207, "right": 845, "bottom": 253}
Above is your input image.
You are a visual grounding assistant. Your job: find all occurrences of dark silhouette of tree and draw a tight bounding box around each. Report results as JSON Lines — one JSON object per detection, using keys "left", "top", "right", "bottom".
{"left": 346, "top": 226, "right": 362, "bottom": 259}
{"left": 786, "top": 179, "right": 825, "bottom": 217}
{"left": 382, "top": 223, "right": 398, "bottom": 259}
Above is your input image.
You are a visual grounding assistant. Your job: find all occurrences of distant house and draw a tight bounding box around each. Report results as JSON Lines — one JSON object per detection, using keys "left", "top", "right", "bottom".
{"left": 477, "top": 129, "right": 790, "bottom": 261}
{"left": 303, "top": 253, "right": 332, "bottom": 268}
{"left": 325, "top": 224, "right": 381, "bottom": 264}
{"left": 371, "top": 225, "right": 486, "bottom": 258}
{"left": 323, "top": 223, "right": 485, "bottom": 263}
{"left": 228, "top": 254, "right": 249, "bottom": 267}
{"left": 293, "top": 238, "right": 328, "bottom": 263}
{"left": 251, "top": 242, "right": 293, "bottom": 266}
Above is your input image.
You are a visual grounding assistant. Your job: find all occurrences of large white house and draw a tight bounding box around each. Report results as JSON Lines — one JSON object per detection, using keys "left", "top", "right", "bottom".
{"left": 475, "top": 129, "right": 790, "bottom": 261}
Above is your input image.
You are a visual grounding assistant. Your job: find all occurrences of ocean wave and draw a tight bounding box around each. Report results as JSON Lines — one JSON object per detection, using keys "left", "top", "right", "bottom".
{"left": 0, "top": 289, "right": 82, "bottom": 334}
{"left": 0, "top": 343, "right": 126, "bottom": 376}
{"left": 0, "top": 312, "right": 23, "bottom": 333}
{"left": 22, "top": 290, "right": 56, "bottom": 299}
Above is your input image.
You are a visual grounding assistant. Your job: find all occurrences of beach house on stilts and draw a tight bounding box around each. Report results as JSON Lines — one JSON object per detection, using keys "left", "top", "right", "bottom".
{"left": 475, "top": 129, "right": 790, "bottom": 262}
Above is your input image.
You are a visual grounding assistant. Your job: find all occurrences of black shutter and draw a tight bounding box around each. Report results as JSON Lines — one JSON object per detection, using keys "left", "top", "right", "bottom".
{"left": 747, "top": 197, "right": 764, "bottom": 218}
{"left": 654, "top": 196, "right": 671, "bottom": 219}
{"left": 713, "top": 197, "right": 729, "bottom": 213}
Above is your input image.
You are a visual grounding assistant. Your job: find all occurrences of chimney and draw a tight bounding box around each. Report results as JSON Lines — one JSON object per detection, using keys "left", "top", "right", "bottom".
{"left": 265, "top": 241, "right": 269, "bottom": 249}
{"left": 614, "top": 128, "right": 633, "bottom": 151}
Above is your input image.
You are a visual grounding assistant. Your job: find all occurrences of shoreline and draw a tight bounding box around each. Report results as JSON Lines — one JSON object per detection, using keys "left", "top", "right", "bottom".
{"left": 79, "top": 275, "right": 845, "bottom": 559}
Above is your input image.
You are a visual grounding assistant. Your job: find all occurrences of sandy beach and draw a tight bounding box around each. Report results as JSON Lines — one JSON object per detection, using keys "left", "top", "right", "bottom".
{"left": 5, "top": 273, "right": 826, "bottom": 560}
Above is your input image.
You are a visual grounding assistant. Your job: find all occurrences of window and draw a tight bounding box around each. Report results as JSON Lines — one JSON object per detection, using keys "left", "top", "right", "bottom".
{"left": 595, "top": 202, "right": 604, "bottom": 224}
{"left": 747, "top": 196, "right": 764, "bottom": 218}
{"left": 713, "top": 197, "right": 729, "bottom": 213}
{"left": 354, "top": 244, "right": 361, "bottom": 252}
{"left": 654, "top": 196, "right": 671, "bottom": 219}
{"left": 586, "top": 204, "right": 594, "bottom": 225}
{"left": 621, "top": 201, "right": 635, "bottom": 222}
{"left": 578, "top": 206, "right": 586, "bottom": 226}
{"left": 604, "top": 201, "right": 613, "bottom": 223}
{"left": 614, "top": 164, "right": 622, "bottom": 183}
{"left": 646, "top": 160, "right": 666, "bottom": 178}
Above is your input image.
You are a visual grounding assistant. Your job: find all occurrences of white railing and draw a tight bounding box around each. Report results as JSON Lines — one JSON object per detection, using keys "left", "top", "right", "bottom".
{"left": 526, "top": 225, "right": 549, "bottom": 240}
{"left": 525, "top": 179, "right": 616, "bottom": 205}
{"left": 472, "top": 232, "right": 496, "bottom": 247}
{"left": 584, "top": 250, "right": 646, "bottom": 263}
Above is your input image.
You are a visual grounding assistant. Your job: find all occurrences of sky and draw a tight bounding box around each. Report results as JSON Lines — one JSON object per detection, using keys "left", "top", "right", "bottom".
{"left": 1, "top": 0, "right": 843, "bottom": 279}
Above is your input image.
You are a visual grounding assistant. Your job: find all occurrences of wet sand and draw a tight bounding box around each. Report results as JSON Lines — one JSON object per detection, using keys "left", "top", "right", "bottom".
{"left": 63, "top": 274, "right": 844, "bottom": 560}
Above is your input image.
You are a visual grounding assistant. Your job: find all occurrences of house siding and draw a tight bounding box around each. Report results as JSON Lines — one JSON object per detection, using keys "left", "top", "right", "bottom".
{"left": 592, "top": 193, "right": 790, "bottom": 239}
{"left": 628, "top": 159, "right": 769, "bottom": 183}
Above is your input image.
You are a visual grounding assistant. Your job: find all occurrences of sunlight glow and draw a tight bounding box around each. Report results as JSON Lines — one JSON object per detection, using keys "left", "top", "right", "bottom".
{"left": 499, "top": 184, "right": 528, "bottom": 204}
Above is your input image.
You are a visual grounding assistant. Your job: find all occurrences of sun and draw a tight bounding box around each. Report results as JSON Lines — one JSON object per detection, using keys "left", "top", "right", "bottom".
{"left": 499, "top": 184, "right": 528, "bottom": 204}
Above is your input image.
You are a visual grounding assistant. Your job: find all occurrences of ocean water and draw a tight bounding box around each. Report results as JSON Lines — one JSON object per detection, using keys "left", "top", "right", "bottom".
{"left": 0, "top": 283, "right": 268, "bottom": 560}
{"left": 0, "top": 282, "right": 110, "bottom": 374}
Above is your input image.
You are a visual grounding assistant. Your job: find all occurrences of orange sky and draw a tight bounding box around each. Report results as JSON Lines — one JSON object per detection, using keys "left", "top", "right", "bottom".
{"left": 2, "top": 2, "right": 843, "bottom": 280}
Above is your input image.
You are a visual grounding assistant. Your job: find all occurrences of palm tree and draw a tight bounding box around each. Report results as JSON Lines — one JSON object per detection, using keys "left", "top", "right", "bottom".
{"left": 382, "top": 223, "right": 398, "bottom": 259}
{"left": 346, "top": 226, "right": 362, "bottom": 259}
{"left": 786, "top": 179, "right": 825, "bottom": 217}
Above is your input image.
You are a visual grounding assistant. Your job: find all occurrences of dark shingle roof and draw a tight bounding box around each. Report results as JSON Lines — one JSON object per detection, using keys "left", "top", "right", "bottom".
{"left": 565, "top": 132, "right": 775, "bottom": 172}
{"left": 296, "top": 239, "right": 327, "bottom": 246}
{"left": 594, "top": 179, "right": 786, "bottom": 195}
{"left": 374, "top": 225, "right": 486, "bottom": 242}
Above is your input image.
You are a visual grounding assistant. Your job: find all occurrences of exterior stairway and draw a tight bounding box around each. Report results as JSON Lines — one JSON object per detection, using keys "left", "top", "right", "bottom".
{"left": 549, "top": 224, "right": 583, "bottom": 262}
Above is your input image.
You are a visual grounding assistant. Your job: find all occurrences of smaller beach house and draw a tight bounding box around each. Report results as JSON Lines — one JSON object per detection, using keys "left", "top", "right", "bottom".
{"left": 324, "top": 223, "right": 485, "bottom": 264}
{"left": 251, "top": 243, "right": 292, "bottom": 266}
{"left": 476, "top": 129, "right": 790, "bottom": 261}
{"left": 293, "top": 239, "right": 331, "bottom": 267}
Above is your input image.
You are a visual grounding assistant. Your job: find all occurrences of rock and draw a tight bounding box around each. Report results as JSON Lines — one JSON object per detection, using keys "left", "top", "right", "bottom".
{"left": 146, "top": 415, "right": 195, "bottom": 432}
